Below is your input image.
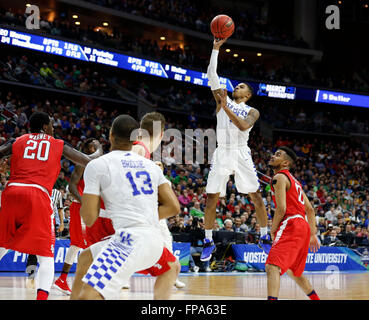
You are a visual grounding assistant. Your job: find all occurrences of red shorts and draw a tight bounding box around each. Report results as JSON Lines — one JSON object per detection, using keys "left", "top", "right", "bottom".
{"left": 69, "top": 202, "right": 89, "bottom": 249}
{"left": 137, "top": 247, "right": 177, "bottom": 276}
{"left": 86, "top": 216, "right": 115, "bottom": 245}
{"left": 0, "top": 186, "right": 55, "bottom": 257}
{"left": 69, "top": 202, "right": 115, "bottom": 249}
{"left": 266, "top": 216, "right": 310, "bottom": 277}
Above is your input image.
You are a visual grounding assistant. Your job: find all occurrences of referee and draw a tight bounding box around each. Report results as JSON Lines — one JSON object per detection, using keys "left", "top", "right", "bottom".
{"left": 25, "top": 188, "right": 65, "bottom": 289}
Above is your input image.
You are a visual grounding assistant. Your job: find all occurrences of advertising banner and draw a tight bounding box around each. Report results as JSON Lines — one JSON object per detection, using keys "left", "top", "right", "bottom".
{"left": 0, "top": 240, "right": 191, "bottom": 273}
{"left": 232, "top": 244, "right": 369, "bottom": 272}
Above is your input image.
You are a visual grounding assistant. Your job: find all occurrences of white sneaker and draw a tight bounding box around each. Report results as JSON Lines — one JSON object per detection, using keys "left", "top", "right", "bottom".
{"left": 193, "top": 266, "right": 199, "bottom": 273}
{"left": 174, "top": 279, "right": 186, "bottom": 288}
{"left": 26, "top": 278, "right": 35, "bottom": 289}
{"left": 205, "top": 267, "right": 211, "bottom": 272}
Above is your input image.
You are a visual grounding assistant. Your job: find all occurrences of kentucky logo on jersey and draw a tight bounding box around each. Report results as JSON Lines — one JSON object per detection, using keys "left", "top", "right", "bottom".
{"left": 119, "top": 231, "right": 133, "bottom": 246}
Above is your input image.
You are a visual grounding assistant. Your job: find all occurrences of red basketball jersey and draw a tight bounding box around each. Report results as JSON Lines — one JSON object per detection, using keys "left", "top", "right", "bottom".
{"left": 271, "top": 169, "right": 306, "bottom": 219}
{"left": 8, "top": 133, "right": 64, "bottom": 195}
{"left": 133, "top": 140, "right": 151, "bottom": 159}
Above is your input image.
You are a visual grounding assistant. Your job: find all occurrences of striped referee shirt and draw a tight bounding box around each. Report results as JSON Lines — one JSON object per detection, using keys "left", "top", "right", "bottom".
{"left": 51, "top": 188, "right": 63, "bottom": 225}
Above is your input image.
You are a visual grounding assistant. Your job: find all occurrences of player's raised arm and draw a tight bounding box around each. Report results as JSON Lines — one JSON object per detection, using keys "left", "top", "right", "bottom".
{"left": 207, "top": 38, "right": 227, "bottom": 114}
{"left": 270, "top": 173, "right": 289, "bottom": 240}
{"left": 302, "top": 191, "right": 320, "bottom": 252}
{"left": 216, "top": 89, "right": 260, "bottom": 131}
{"left": 62, "top": 140, "right": 103, "bottom": 167}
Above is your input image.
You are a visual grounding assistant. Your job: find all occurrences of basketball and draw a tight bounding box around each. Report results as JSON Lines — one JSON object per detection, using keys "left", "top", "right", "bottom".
{"left": 210, "top": 15, "right": 235, "bottom": 39}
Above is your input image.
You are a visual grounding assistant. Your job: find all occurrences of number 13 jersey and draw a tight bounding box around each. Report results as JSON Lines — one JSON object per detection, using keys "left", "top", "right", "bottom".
{"left": 9, "top": 133, "right": 64, "bottom": 195}
{"left": 83, "top": 150, "right": 170, "bottom": 231}
{"left": 270, "top": 169, "right": 306, "bottom": 220}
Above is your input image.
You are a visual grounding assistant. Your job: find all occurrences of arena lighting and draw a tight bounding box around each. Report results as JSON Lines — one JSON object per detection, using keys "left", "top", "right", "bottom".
{"left": 241, "top": 58, "right": 245, "bottom": 62}
{"left": 26, "top": 4, "right": 31, "bottom": 7}
{"left": 102, "top": 22, "right": 109, "bottom": 27}
{"left": 1, "top": 27, "right": 368, "bottom": 107}
{"left": 75, "top": 21, "right": 80, "bottom": 25}
{"left": 225, "top": 48, "right": 231, "bottom": 52}
{"left": 257, "top": 52, "right": 262, "bottom": 56}
{"left": 233, "top": 53, "right": 238, "bottom": 57}
{"left": 72, "top": 15, "right": 78, "bottom": 19}
{"left": 160, "top": 36, "right": 166, "bottom": 40}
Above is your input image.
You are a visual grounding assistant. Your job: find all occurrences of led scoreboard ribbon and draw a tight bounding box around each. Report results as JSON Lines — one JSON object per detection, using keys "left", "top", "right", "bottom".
{"left": 1, "top": 27, "right": 368, "bottom": 108}
{"left": 257, "top": 83, "right": 296, "bottom": 100}
{"left": 315, "top": 90, "right": 369, "bottom": 109}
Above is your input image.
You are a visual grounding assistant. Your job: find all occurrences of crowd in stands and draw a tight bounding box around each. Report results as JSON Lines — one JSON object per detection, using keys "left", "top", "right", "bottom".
{"left": 0, "top": 53, "right": 118, "bottom": 99}
{"left": 84, "top": 0, "right": 310, "bottom": 48}
{"left": 1, "top": 5, "right": 369, "bottom": 94}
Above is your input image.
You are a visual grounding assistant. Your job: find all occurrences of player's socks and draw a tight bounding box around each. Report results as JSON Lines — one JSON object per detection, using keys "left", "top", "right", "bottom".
{"left": 205, "top": 229, "right": 213, "bottom": 241}
{"left": 267, "top": 296, "right": 278, "bottom": 300}
{"left": 260, "top": 227, "right": 268, "bottom": 237}
{"left": 258, "top": 234, "right": 272, "bottom": 254}
{"left": 307, "top": 290, "right": 320, "bottom": 300}
{"left": 36, "top": 289, "right": 49, "bottom": 300}
{"left": 0, "top": 247, "right": 8, "bottom": 260}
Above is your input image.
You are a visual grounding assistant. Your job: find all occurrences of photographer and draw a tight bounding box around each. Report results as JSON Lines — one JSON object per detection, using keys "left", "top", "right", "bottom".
{"left": 188, "top": 217, "right": 211, "bottom": 272}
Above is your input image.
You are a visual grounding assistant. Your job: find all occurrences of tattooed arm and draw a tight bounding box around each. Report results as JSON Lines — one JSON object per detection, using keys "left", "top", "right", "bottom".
{"left": 216, "top": 90, "right": 260, "bottom": 131}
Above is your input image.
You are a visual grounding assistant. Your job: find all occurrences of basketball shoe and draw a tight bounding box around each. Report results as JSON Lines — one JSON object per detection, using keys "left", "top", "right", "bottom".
{"left": 54, "top": 277, "right": 72, "bottom": 295}
{"left": 200, "top": 239, "right": 216, "bottom": 261}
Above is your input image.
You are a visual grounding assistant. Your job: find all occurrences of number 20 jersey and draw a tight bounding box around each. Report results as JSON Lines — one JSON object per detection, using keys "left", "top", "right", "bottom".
{"left": 83, "top": 150, "right": 170, "bottom": 231}
{"left": 270, "top": 169, "right": 306, "bottom": 220}
{"left": 9, "top": 133, "right": 64, "bottom": 195}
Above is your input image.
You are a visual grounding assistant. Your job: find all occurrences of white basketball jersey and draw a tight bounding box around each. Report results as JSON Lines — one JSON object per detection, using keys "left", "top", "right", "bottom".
{"left": 83, "top": 150, "right": 169, "bottom": 230}
{"left": 216, "top": 96, "right": 253, "bottom": 148}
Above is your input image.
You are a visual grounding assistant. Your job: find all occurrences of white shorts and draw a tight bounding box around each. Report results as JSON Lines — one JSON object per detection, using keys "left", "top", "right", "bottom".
{"left": 206, "top": 146, "right": 260, "bottom": 197}
{"left": 159, "top": 219, "right": 173, "bottom": 252}
{"left": 83, "top": 227, "right": 164, "bottom": 299}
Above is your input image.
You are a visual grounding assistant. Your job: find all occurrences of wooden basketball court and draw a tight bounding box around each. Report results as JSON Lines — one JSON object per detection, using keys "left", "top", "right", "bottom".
{"left": 0, "top": 271, "right": 368, "bottom": 300}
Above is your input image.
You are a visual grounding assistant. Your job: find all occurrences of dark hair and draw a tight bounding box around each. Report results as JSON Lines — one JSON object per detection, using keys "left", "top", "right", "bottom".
{"left": 111, "top": 114, "right": 139, "bottom": 143}
{"left": 140, "top": 112, "right": 165, "bottom": 137}
{"left": 81, "top": 137, "right": 96, "bottom": 153}
{"left": 244, "top": 82, "right": 254, "bottom": 97}
{"left": 29, "top": 111, "right": 50, "bottom": 133}
{"left": 278, "top": 146, "right": 297, "bottom": 166}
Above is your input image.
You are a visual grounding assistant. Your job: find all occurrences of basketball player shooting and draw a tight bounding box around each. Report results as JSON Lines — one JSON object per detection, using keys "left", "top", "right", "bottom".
{"left": 201, "top": 37, "right": 269, "bottom": 262}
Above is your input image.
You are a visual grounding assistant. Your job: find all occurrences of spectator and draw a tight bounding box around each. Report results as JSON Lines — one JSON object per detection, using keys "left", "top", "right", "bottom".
{"left": 322, "top": 230, "right": 345, "bottom": 246}
{"left": 178, "top": 189, "right": 192, "bottom": 210}
{"left": 222, "top": 219, "right": 234, "bottom": 232}
{"left": 188, "top": 217, "right": 210, "bottom": 272}
{"left": 340, "top": 224, "right": 356, "bottom": 247}
{"left": 232, "top": 217, "right": 245, "bottom": 233}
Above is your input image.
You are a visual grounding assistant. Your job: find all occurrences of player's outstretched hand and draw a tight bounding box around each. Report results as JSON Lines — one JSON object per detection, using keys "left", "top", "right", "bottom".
{"left": 92, "top": 139, "right": 103, "bottom": 156}
{"left": 216, "top": 89, "right": 228, "bottom": 108}
{"left": 213, "top": 37, "right": 227, "bottom": 50}
{"left": 309, "top": 234, "right": 320, "bottom": 253}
